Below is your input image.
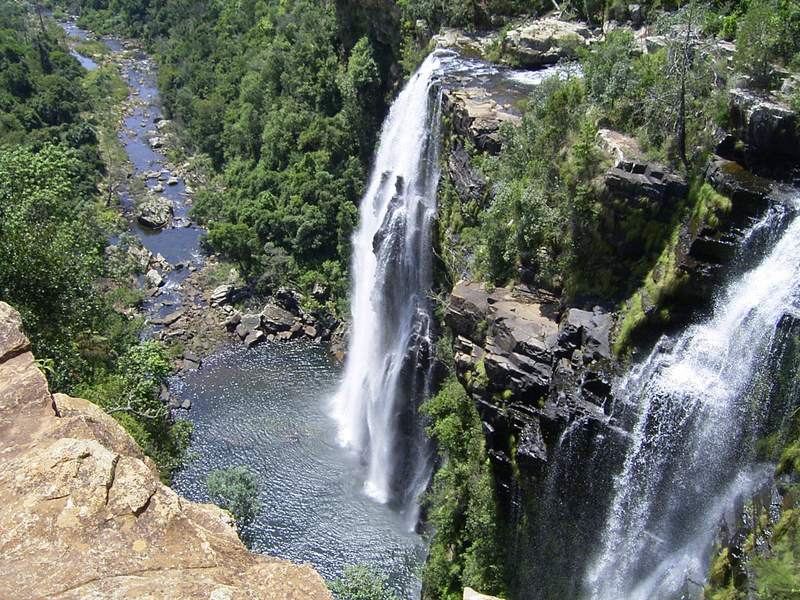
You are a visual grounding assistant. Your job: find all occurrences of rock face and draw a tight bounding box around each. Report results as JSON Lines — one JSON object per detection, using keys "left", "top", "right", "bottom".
{"left": 442, "top": 87, "right": 521, "bottom": 153}
{"left": 604, "top": 160, "right": 688, "bottom": 203}
{"left": 446, "top": 283, "right": 616, "bottom": 484}
{"left": 0, "top": 301, "right": 331, "bottom": 600}
{"left": 728, "top": 89, "right": 800, "bottom": 169}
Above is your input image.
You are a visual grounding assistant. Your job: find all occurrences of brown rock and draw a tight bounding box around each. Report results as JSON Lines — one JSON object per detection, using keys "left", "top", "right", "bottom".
{"left": 0, "top": 301, "right": 331, "bottom": 600}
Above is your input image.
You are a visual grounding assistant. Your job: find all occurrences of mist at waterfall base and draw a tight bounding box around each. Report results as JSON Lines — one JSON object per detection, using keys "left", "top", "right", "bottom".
{"left": 171, "top": 343, "right": 426, "bottom": 597}
{"left": 512, "top": 198, "right": 800, "bottom": 600}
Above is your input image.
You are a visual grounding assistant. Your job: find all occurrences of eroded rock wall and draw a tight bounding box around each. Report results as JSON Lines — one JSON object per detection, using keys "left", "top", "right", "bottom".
{"left": 0, "top": 301, "right": 331, "bottom": 600}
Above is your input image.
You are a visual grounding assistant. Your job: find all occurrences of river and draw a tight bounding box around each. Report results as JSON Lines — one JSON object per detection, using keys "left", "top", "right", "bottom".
{"left": 60, "top": 17, "right": 426, "bottom": 597}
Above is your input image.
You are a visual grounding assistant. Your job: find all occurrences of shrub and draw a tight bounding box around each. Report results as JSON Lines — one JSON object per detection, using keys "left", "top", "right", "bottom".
{"left": 206, "top": 466, "right": 262, "bottom": 528}
{"left": 329, "top": 565, "right": 400, "bottom": 600}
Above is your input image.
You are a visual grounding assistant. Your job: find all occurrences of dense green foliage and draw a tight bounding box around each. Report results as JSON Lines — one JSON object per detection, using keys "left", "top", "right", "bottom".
{"left": 421, "top": 377, "right": 506, "bottom": 600}
{"left": 328, "top": 565, "right": 401, "bottom": 600}
{"left": 57, "top": 0, "right": 401, "bottom": 313}
{"left": 206, "top": 466, "right": 262, "bottom": 528}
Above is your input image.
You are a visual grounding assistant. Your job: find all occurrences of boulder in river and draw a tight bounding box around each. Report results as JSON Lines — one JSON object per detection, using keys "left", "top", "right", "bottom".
{"left": 145, "top": 269, "right": 164, "bottom": 288}
{"left": 137, "top": 196, "right": 173, "bottom": 229}
{"left": 148, "top": 135, "right": 166, "bottom": 149}
{"left": 244, "top": 330, "right": 265, "bottom": 347}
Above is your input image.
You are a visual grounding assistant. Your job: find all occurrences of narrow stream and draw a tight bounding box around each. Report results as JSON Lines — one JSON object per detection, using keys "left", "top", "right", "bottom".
{"left": 60, "top": 17, "right": 426, "bottom": 597}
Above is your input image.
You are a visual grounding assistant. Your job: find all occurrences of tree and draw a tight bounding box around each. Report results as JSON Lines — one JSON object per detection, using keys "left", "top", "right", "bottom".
{"left": 734, "top": 0, "right": 783, "bottom": 89}
{"left": 104, "top": 341, "right": 171, "bottom": 420}
{"left": 328, "top": 565, "right": 400, "bottom": 600}
{"left": 641, "top": 2, "right": 718, "bottom": 169}
{"left": 206, "top": 466, "right": 261, "bottom": 528}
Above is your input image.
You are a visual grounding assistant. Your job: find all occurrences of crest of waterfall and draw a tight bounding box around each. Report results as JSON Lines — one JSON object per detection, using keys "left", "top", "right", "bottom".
{"left": 585, "top": 198, "right": 800, "bottom": 599}
{"left": 330, "top": 50, "right": 461, "bottom": 522}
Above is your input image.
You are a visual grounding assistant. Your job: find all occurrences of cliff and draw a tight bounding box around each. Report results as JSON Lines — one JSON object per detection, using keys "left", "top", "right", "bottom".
{"left": 0, "top": 302, "right": 331, "bottom": 600}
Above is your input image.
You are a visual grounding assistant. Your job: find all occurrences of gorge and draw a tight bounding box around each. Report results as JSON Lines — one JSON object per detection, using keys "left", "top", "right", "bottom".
{"left": 2, "top": 1, "right": 800, "bottom": 599}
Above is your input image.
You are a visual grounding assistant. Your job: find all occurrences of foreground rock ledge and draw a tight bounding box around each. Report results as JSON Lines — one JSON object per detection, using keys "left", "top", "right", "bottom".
{"left": 0, "top": 301, "right": 331, "bottom": 600}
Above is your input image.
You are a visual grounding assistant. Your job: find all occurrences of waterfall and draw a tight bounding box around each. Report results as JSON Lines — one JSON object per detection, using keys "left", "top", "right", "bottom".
{"left": 584, "top": 198, "right": 800, "bottom": 599}
{"left": 331, "top": 51, "right": 458, "bottom": 519}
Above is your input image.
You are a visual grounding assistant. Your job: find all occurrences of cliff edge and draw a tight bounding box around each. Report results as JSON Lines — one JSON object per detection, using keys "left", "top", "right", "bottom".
{"left": 0, "top": 301, "right": 331, "bottom": 599}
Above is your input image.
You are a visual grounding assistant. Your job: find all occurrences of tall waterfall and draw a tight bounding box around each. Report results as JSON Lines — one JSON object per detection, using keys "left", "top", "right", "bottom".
{"left": 585, "top": 198, "right": 800, "bottom": 599}
{"left": 331, "top": 51, "right": 457, "bottom": 517}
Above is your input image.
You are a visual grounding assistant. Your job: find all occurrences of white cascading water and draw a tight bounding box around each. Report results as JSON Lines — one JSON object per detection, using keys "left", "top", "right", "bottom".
{"left": 585, "top": 198, "right": 800, "bottom": 599}
{"left": 331, "top": 50, "right": 459, "bottom": 518}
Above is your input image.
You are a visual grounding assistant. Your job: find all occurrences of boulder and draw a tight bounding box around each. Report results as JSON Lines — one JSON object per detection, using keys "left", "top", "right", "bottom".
{"left": 136, "top": 196, "right": 173, "bottom": 229}
{"left": 145, "top": 269, "right": 164, "bottom": 288}
{"left": 182, "top": 351, "right": 201, "bottom": 370}
{"left": 311, "top": 282, "right": 328, "bottom": 301}
{"left": 596, "top": 128, "right": 644, "bottom": 168}
{"left": 236, "top": 313, "right": 262, "bottom": 340}
{"left": 464, "top": 588, "right": 504, "bottom": 600}
{"left": 210, "top": 284, "right": 234, "bottom": 306}
{"left": 244, "top": 330, "right": 265, "bottom": 347}
{"left": 148, "top": 135, "right": 166, "bottom": 149}
{"left": 274, "top": 288, "right": 303, "bottom": 315}
{"left": 261, "top": 304, "right": 295, "bottom": 333}
{"left": 151, "top": 308, "right": 184, "bottom": 326}
{"left": 0, "top": 301, "right": 331, "bottom": 599}
{"left": 224, "top": 310, "right": 242, "bottom": 330}
{"left": 501, "top": 18, "right": 594, "bottom": 67}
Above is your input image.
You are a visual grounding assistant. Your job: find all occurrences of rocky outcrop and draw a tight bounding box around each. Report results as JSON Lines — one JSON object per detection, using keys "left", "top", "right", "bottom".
{"left": 448, "top": 145, "right": 490, "bottom": 205}
{"left": 728, "top": 89, "right": 800, "bottom": 170}
{"left": 446, "top": 283, "right": 616, "bottom": 483}
{"left": 442, "top": 87, "right": 521, "bottom": 154}
{"left": 0, "top": 301, "right": 331, "bottom": 600}
{"left": 501, "top": 18, "right": 594, "bottom": 67}
{"left": 464, "top": 588, "right": 504, "bottom": 600}
{"left": 604, "top": 160, "right": 688, "bottom": 203}
{"left": 222, "top": 289, "right": 339, "bottom": 348}
{"left": 705, "top": 156, "right": 771, "bottom": 218}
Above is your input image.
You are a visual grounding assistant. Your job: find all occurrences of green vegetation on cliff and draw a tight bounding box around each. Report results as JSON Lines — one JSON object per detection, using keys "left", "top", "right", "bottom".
{"left": 421, "top": 376, "right": 506, "bottom": 600}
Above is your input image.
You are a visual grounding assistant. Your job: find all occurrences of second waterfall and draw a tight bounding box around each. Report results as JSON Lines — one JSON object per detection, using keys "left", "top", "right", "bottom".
{"left": 332, "top": 51, "right": 456, "bottom": 519}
